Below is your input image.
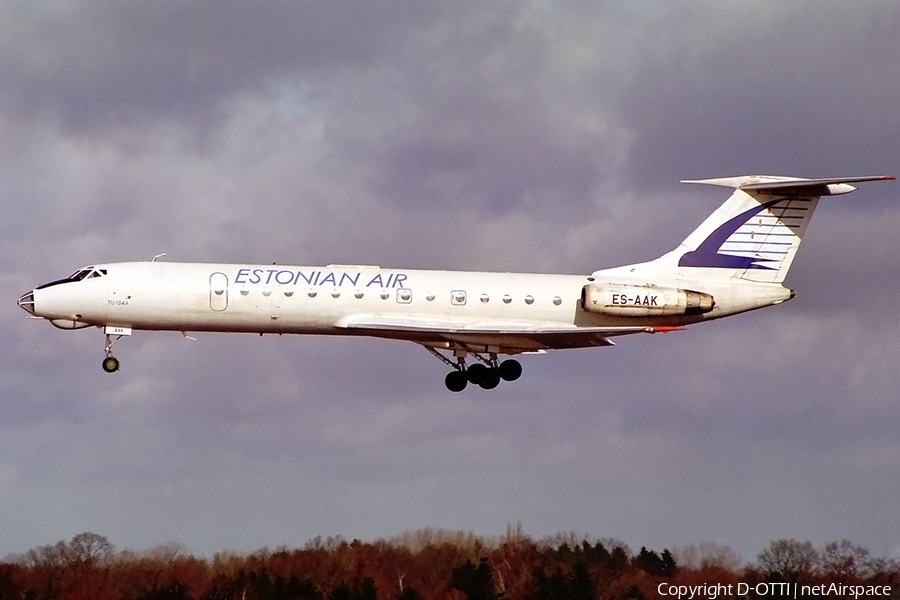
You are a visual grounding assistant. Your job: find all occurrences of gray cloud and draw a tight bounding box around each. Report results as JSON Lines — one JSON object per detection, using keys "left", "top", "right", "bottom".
{"left": 0, "top": 1, "right": 448, "bottom": 134}
{"left": 3, "top": 0, "right": 899, "bottom": 562}
{"left": 611, "top": 3, "right": 900, "bottom": 189}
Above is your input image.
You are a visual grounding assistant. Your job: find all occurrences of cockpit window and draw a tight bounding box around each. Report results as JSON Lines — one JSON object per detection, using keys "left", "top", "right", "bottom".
{"left": 71, "top": 267, "right": 106, "bottom": 279}
{"left": 36, "top": 267, "right": 104, "bottom": 290}
{"left": 68, "top": 268, "right": 94, "bottom": 281}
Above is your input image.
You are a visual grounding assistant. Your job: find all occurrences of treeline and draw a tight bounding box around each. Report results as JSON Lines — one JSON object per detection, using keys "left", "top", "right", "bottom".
{"left": 1, "top": 529, "right": 898, "bottom": 600}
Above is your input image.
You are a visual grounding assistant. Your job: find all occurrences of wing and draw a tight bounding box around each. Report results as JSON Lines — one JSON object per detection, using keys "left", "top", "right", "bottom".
{"left": 335, "top": 314, "right": 682, "bottom": 353}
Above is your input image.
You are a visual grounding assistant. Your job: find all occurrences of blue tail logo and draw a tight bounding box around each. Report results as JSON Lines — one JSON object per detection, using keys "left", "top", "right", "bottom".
{"left": 678, "top": 200, "right": 783, "bottom": 270}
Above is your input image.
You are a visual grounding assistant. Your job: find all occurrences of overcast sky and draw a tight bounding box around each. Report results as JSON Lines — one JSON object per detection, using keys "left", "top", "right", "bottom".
{"left": 3, "top": 0, "right": 899, "bottom": 562}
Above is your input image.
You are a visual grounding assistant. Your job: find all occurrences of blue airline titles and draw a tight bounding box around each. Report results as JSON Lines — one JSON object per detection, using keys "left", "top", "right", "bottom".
{"left": 234, "top": 268, "right": 408, "bottom": 289}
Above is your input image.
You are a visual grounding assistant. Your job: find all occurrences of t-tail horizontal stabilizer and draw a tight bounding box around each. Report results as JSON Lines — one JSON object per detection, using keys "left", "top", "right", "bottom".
{"left": 681, "top": 175, "right": 896, "bottom": 196}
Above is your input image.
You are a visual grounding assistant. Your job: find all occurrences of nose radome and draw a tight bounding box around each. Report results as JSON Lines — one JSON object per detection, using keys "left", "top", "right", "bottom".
{"left": 18, "top": 291, "right": 35, "bottom": 315}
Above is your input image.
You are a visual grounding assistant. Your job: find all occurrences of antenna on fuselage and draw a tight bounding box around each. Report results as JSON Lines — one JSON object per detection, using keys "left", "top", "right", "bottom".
{"left": 151, "top": 253, "right": 167, "bottom": 262}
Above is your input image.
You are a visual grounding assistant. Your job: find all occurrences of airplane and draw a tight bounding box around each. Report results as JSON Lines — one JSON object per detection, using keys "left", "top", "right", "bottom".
{"left": 18, "top": 175, "right": 894, "bottom": 391}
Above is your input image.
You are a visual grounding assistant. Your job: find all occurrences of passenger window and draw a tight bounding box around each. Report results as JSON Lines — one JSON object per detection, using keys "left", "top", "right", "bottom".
{"left": 308, "top": 289, "right": 318, "bottom": 298}
{"left": 553, "top": 296, "right": 562, "bottom": 306}
{"left": 380, "top": 290, "right": 390, "bottom": 300}
{"left": 426, "top": 292, "right": 435, "bottom": 301}
{"left": 502, "top": 295, "right": 512, "bottom": 304}
{"left": 480, "top": 294, "right": 489, "bottom": 303}
{"left": 524, "top": 295, "right": 534, "bottom": 305}
{"left": 355, "top": 290, "right": 364, "bottom": 299}
{"left": 397, "top": 288, "right": 412, "bottom": 304}
{"left": 451, "top": 290, "right": 467, "bottom": 306}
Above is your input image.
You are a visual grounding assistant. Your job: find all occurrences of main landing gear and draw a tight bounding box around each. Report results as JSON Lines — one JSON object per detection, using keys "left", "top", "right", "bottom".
{"left": 425, "top": 346, "right": 522, "bottom": 392}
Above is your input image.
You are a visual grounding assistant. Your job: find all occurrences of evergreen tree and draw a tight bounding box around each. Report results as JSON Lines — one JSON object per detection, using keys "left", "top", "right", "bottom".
{"left": 569, "top": 561, "right": 597, "bottom": 600}
{"left": 608, "top": 547, "right": 629, "bottom": 573}
{"left": 527, "top": 566, "right": 568, "bottom": 600}
{"left": 136, "top": 582, "right": 193, "bottom": 600}
{"left": 450, "top": 558, "right": 505, "bottom": 600}
{"left": 634, "top": 547, "right": 666, "bottom": 576}
{"left": 328, "top": 584, "right": 352, "bottom": 600}
{"left": 526, "top": 562, "right": 596, "bottom": 600}
{"left": 278, "top": 575, "right": 322, "bottom": 600}
{"left": 355, "top": 578, "right": 377, "bottom": 600}
{"left": 327, "top": 578, "right": 377, "bottom": 600}
{"left": 660, "top": 549, "right": 678, "bottom": 577}
{"left": 624, "top": 584, "right": 649, "bottom": 600}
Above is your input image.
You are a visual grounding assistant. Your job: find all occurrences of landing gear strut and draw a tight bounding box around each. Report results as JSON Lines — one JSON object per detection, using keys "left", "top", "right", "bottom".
{"left": 103, "top": 333, "right": 122, "bottom": 373}
{"left": 101, "top": 328, "right": 131, "bottom": 373}
{"left": 425, "top": 346, "right": 522, "bottom": 392}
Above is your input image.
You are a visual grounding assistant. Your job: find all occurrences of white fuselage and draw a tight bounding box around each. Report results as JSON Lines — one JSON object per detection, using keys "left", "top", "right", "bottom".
{"left": 27, "top": 261, "right": 790, "bottom": 347}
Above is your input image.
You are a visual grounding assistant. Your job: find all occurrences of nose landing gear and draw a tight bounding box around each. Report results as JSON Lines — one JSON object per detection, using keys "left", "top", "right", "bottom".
{"left": 425, "top": 345, "right": 522, "bottom": 392}
{"left": 101, "top": 327, "right": 131, "bottom": 373}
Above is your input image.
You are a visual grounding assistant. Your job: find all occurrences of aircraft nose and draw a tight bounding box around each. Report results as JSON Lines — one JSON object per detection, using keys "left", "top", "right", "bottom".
{"left": 18, "top": 291, "right": 36, "bottom": 315}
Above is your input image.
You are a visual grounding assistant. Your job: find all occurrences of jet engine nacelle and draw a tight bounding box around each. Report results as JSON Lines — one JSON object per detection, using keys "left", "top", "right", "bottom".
{"left": 581, "top": 284, "right": 714, "bottom": 317}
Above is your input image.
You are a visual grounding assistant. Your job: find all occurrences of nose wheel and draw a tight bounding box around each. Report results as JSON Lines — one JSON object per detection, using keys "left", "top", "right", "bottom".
{"left": 102, "top": 356, "right": 120, "bottom": 373}
{"left": 101, "top": 331, "right": 127, "bottom": 373}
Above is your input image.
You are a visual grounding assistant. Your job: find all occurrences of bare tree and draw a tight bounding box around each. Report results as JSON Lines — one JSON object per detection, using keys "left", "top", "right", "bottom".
{"left": 821, "top": 540, "right": 877, "bottom": 580}
{"left": 698, "top": 542, "right": 743, "bottom": 570}
{"left": 69, "top": 533, "right": 115, "bottom": 567}
{"left": 673, "top": 542, "right": 743, "bottom": 570}
{"left": 757, "top": 539, "right": 819, "bottom": 580}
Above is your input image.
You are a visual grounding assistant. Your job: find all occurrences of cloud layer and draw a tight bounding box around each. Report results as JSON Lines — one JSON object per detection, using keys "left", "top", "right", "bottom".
{"left": 3, "top": 1, "right": 899, "bottom": 560}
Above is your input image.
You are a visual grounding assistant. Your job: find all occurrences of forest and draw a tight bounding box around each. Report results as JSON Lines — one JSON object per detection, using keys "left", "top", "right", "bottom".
{"left": 1, "top": 529, "right": 897, "bottom": 600}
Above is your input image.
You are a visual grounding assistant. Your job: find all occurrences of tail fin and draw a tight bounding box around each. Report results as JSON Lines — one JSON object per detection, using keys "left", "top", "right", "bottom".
{"left": 633, "top": 175, "right": 893, "bottom": 284}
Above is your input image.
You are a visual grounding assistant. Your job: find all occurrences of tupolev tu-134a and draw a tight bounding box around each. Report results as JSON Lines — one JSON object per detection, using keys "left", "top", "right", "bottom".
{"left": 18, "top": 175, "right": 894, "bottom": 391}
